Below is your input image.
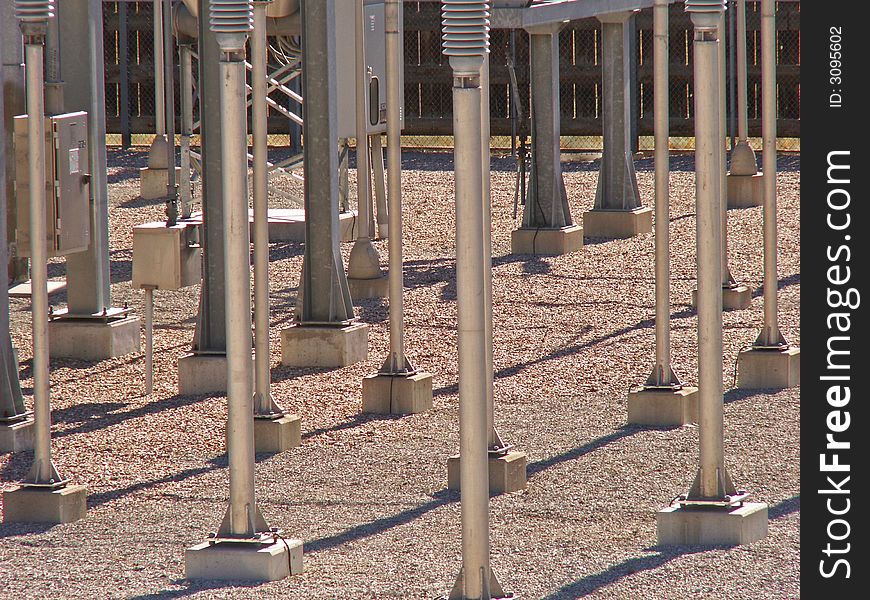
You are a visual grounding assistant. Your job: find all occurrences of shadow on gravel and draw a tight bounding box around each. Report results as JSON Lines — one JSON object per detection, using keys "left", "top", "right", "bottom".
{"left": 526, "top": 427, "right": 645, "bottom": 479}
{"left": 0, "top": 520, "right": 57, "bottom": 540}
{"left": 125, "top": 579, "right": 262, "bottom": 600}
{"left": 301, "top": 412, "right": 404, "bottom": 442}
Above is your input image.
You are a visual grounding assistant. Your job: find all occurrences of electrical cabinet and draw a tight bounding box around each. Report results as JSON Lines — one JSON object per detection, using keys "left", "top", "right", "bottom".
{"left": 132, "top": 221, "right": 202, "bottom": 291}
{"left": 13, "top": 111, "right": 91, "bottom": 258}
{"left": 335, "top": 0, "right": 403, "bottom": 138}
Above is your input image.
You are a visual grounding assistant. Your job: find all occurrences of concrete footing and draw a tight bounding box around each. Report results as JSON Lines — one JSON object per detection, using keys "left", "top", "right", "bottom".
{"left": 48, "top": 316, "right": 141, "bottom": 360}
{"left": 2, "top": 484, "right": 88, "bottom": 524}
{"left": 0, "top": 418, "right": 34, "bottom": 453}
{"left": 250, "top": 208, "right": 357, "bottom": 243}
{"left": 726, "top": 173, "right": 764, "bottom": 208}
{"left": 347, "top": 275, "right": 389, "bottom": 300}
{"left": 185, "top": 537, "right": 303, "bottom": 581}
{"left": 657, "top": 502, "right": 769, "bottom": 545}
{"left": 178, "top": 352, "right": 255, "bottom": 396}
{"left": 361, "top": 372, "right": 433, "bottom": 415}
{"left": 736, "top": 346, "right": 800, "bottom": 389}
{"left": 447, "top": 451, "right": 528, "bottom": 495}
{"left": 280, "top": 323, "right": 368, "bottom": 368}
{"left": 627, "top": 386, "right": 699, "bottom": 427}
{"left": 510, "top": 225, "right": 584, "bottom": 256}
{"left": 691, "top": 285, "right": 753, "bottom": 311}
{"left": 582, "top": 207, "right": 652, "bottom": 239}
{"left": 139, "top": 166, "right": 182, "bottom": 200}
{"left": 254, "top": 415, "right": 302, "bottom": 453}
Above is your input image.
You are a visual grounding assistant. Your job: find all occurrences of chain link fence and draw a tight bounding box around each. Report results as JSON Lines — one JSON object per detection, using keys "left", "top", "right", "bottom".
{"left": 102, "top": 1, "right": 800, "bottom": 152}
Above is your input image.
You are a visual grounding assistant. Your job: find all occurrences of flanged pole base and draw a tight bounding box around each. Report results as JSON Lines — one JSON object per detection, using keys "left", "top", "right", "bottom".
{"left": 627, "top": 385, "right": 699, "bottom": 427}
{"left": 254, "top": 414, "right": 302, "bottom": 453}
{"left": 0, "top": 418, "right": 34, "bottom": 453}
{"left": 582, "top": 207, "right": 653, "bottom": 239}
{"left": 691, "top": 285, "right": 753, "bottom": 311}
{"left": 656, "top": 501, "right": 768, "bottom": 545}
{"left": 185, "top": 536, "right": 303, "bottom": 581}
{"left": 736, "top": 345, "right": 800, "bottom": 389}
{"left": 2, "top": 484, "right": 87, "bottom": 524}
{"left": 726, "top": 172, "right": 764, "bottom": 208}
{"left": 280, "top": 323, "right": 369, "bottom": 368}
{"left": 361, "top": 372, "right": 433, "bottom": 415}
{"left": 48, "top": 316, "right": 141, "bottom": 360}
{"left": 447, "top": 451, "right": 528, "bottom": 495}
{"left": 510, "top": 225, "right": 584, "bottom": 256}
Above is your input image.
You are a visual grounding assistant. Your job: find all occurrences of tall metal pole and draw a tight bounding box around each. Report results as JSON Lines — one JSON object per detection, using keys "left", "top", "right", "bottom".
{"left": 179, "top": 40, "right": 193, "bottom": 218}
{"left": 718, "top": 15, "right": 736, "bottom": 289}
{"left": 686, "top": 0, "right": 734, "bottom": 502}
{"left": 210, "top": 0, "right": 267, "bottom": 538}
{"left": 647, "top": 0, "right": 679, "bottom": 388}
{"left": 443, "top": 4, "right": 504, "bottom": 596}
{"left": 252, "top": 1, "right": 283, "bottom": 418}
{"left": 153, "top": 0, "right": 165, "bottom": 137}
{"left": 19, "top": 1, "right": 63, "bottom": 487}
{"left": 384, "top": 0, "right": 408, "bottom": 373}
{"left": 347, "top": 0, "right": 384, "bottom": 285}
{"left": 163, "top": 0, "right": 178, "bottom": 224}
{"left": 755, "top": 0, "right": 784, "bottom": 349}
{"left": 729, "top": 0, "right": 756, "bottom": 174}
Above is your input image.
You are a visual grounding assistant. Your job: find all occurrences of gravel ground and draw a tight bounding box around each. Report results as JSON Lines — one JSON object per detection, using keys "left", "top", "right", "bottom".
{"left": 0, "top": 149, "right": 800, "bottom": 599}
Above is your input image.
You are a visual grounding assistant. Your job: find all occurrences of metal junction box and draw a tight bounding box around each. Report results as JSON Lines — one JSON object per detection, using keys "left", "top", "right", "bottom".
{"left": 132, "top": 221, "right": 202, "bottom": 290}
{"left": 14, "top": 111, "right": 91, "bottom": 257}
{"left": 335, "top": 0, "right": 404, "bottom": 138}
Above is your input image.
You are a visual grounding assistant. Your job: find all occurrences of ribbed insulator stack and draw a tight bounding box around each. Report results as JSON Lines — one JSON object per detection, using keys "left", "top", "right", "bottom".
{"left": 442, "top": 1, "right": 490, "bottom": 74}
{"left": 209, "top": 0, "right": 254, "bottom": 51}
{"left": 684, "top": 0, "right": 726, "bottom": 12}
{"left": 15, "top": 0, "right": 54, "bottom": 23}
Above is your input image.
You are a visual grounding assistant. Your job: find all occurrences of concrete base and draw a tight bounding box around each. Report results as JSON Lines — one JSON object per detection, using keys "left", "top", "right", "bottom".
{"left": 582, "top": 207, "right": 653, "bottom": 239}
{"left": 250, "top": 208, "right": 357, "bottom": 243}
{"left": 48, "top": 316, "right": 141, "bottom": 360}
{"left": 0, "top": 418, "right": 34, "bottom": 453}
{"left": 727, "top": 172, "right": 764, "bottom": 209}
{"left": 2, "top": 484, "right": 87, "bottom": 524}
{"left": 8, "top": 279, "right": 66, "bottom": 298}
{"left": 691, "top": 285, "right": 753, "bottom": 311}
{"left": 347, "top": 275, "right": 389, "bottom": 300}
{"left": 510, "top": 225, "right": 584, "bottom": 255}
{"left": 627, "top": 386, "right": 699, "bottom": 426}
{"left": 254, "top": 414, "right": 302, "bottom": 453}
{"left": 736, "top": 346, "right": 800, "bottom": 389}
{"left": 139, "top": 166, "right": 182, "bottom": 200}
{"left": 185, "top": 537, "right": 303, "bottom": 581}
{"left": 447, "top": 451, "right": 528, "bottom": 495}
{"left": 361, "top": 372, "right": 433, "bottom": 415}
{"left": 657, "top": 502, "right": 769, "bottom": 545}
{"left": 280, "top": 322, "right": 368, "bottom": 368}
{"left": 177, "top": 352, "right": 255, "bottom": 396}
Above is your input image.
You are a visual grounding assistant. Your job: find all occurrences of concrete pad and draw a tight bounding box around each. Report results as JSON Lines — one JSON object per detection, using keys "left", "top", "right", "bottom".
{"left": 361, "top": 372, "right": 433, "bottom": 415}
{"left": 139, "top": 166, "right": 182, "bottom": 200}
{"left": 0, "top": 418, "right": 34, "bottom": 453}
{"left": 254, "top": 414, "right": 302, "bottom": 453}
{"left": 248, "top": 208, "right": 357, "bottom": 243}
{"left": 178, "top": 352, "right": 255, "bottom": 396}
{"left": 347, "top": 275, "right": 389, "bottom": 300}
{"left": 447, "top": 451, "right": 528, "bottom": 495}
{"left": 3, "top": 484, "right": 87, "bottom": 524}
{"left": 8, "top": 279, "right": 66, "bottom": 298}
{"left": 510, "top": 225, "right": 584, "bottom": 256}
{"left": 727, "top": 173, "right": 764, "bottom": 208}
{"left": 627, "top": 386, "right": 699, "bottom": 426}
{"left": 657, "top": 502, "right": 769, "bottom": 545}
{"left": 48, "top": 316, "right": 141, "bottom": 360}
{"left": 280, "top": 323, "right": 368, "bottom": 368}
{"left": 736, "top": 346, "right": 800, "bottom": 389}
{"left": 582, "top": 207, "right": 652, "bottom": 239}
{"left": 185, "top": 537, "right": 303, "bottom": 581}
{"left": 691, "top": 285, "right": 753, "bottom": 311}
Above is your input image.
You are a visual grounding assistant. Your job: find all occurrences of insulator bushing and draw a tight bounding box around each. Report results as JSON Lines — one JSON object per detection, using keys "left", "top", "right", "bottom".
{"left": 209, "top": 0, "right": 253, "bottom": 51}
{"left": 684, "top": 0, "right": 726, "bottom": 12}
{"left": 15, "top": 0, "right": 54, "bottom": 23}
{"left": 441, "top": 1, "right": 490, "bottom": 57}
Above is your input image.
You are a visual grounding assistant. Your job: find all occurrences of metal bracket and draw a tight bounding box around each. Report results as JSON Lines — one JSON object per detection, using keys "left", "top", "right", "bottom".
{"left": 677, "top": 491, "right": 750, "bottom": 509}
{"left": 48, "top": 306, "right": 130, "bottom": 322}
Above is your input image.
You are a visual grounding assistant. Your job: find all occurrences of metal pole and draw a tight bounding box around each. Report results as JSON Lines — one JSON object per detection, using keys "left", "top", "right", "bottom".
{"left": 179, "top": 42, "right": 193, "bottom": 217}
{"left": 687, "top": 2, "right": 732, "bottom": 501}
{"left": 154, "top": 0, "right": 165, "bottom": 136}
{"left": 163, "top": 0, "right": 178, "bottom": 224}
{"left": 736, "top": 0, "right": 748, "bottom": 142}
{"left": 119, "top": 1, "right": 131, "bottom": 149}
{"left": 252, "top": 2, "right": 282, "bottom": 417}
{"left": 384, "top": 0, "right": 407, "bottom": 373}
{"left": 371, "top": 134, "right": 389, "bottom": 239}
{"left": 20, "top": 9, "right": 63, "bottom": 486}
{"left": 756, "top": 0, "right": 783, "bottom": 349}
{"left": 718, "top": 16, "right": 735, "bottom": 289}
{"left": 727, "top": 0, "right": 737, "bottom": 150}
{"left": 648, "top": 0, "right": 677, "bottom": 388}
{"left": 144, "top": 286, "right": 154, "bottom": 395}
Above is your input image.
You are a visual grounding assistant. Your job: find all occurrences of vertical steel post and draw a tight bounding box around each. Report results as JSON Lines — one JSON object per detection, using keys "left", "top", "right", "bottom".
{"left": 179, "top": 41, "right": 193, "bottom": 217}
{"left": 19, "top": 1, "right": 63, "bottom": 486}
{"left": 144, "top": 286, "right": 154, "bottom": 395}
{"left": 119, "top": 1, "right": 131, "bottom": 149}
{"left": 686, "top": 1, "right": 734, "bottom": 502}
{"left": 163, "top": 0, "right": 178, "bottom": 224}
{"left": 251, "top": 1, "right": 282, "bottom": 417}
{"left": 755, "top": 0, "right": 784, "bottom": 349}
{"left": 648, "top": 0, "right": 679, "bottom": 388}
{"left": 718, "top": 15, "right": 736, "bottom": 289}
{"left": 153, "top": 0, "right": 165, "bottom": 136}
{"left": 729, "top": 0, "right": 757, "bottom": 175}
